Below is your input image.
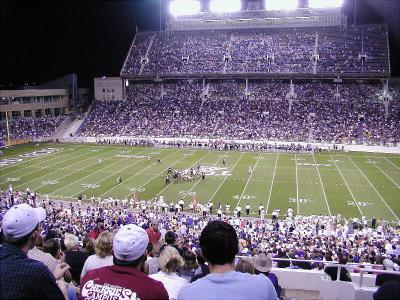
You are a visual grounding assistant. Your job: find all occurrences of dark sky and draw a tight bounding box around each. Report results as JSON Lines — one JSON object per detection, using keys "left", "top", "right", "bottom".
{"left": 1, "top": 0, "right": 399, "bottom": 89}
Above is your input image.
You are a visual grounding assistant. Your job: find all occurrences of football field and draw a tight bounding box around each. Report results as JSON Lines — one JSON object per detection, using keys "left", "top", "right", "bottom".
{"left": 1, "top": 143, "right": 399, "bottom": 222}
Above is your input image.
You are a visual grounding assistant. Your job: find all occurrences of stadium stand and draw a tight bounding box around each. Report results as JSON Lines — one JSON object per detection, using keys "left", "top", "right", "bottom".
{"left": 121, "top": 25, "right": 389, "bottom": 76}
{"left": 77, "top": 80, "right": 399, "bottom": 145}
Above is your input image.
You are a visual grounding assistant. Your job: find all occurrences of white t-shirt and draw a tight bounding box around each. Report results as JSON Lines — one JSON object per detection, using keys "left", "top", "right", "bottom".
{"left": 149, "top": 271, "right": 188, "bottom": 300}
{"left": 81, "top": 254, "right": 113, "bottom": 279}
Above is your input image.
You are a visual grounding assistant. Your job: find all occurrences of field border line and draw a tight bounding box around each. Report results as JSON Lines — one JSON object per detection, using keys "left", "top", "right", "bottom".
{"left": 348, "top": 157, "right": 399, "bottom": 221}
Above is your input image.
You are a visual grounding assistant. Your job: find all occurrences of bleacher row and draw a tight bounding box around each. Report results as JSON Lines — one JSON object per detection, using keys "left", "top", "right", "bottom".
{"left": 76, "top": 80, "right": 400, "bottom": 145}
{"left": 121, "top": 25, "right": 389, "bottom": 76}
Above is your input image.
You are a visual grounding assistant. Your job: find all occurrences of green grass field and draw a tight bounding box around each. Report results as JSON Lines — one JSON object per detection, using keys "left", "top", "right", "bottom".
{"left": 1, "top": 143, "right": 399, "bottom": 222}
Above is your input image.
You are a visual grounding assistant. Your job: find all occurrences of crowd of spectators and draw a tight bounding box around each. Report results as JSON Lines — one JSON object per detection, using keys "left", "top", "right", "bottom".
{"left": 77, "top": 80, "right": 399, "bottom": 145}
{"left": 1, "top": 187, "right": 400, "bottom": 299}
{"left": 0, "top": 116, "right": 65, "bottom": 142}
{"left": 121, "top": 25, "right": 389, "bottom": 76}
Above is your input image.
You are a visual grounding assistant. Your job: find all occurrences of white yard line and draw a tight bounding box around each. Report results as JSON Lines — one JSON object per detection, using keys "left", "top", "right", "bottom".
{"left": 156, "top": 151, "right": 214, "bottom": 198}
{"left": 208, "top": 152, "right": 245, "bottom": 203}
{"left": 329, "top": 154, "right": 363, "bottom": 216}
{"left": 103, "top": 149, "right": 183, "bottom": 198}
{"left": 367, "top": 158, "right": 400, "bottom": 189}
{"left": 12, "top": 146, "right": 119, "bottom": 189}
{"left": 312, "top": 152, "right": 332, "bottom": 216}
{"left": 348, "top": 157, "right": 399, "bottom": 221}
{"left": 384, "top": 158, "right": 400, "bottom": 170}
{"left": 235, "top": 153, "right": 262, "bottom": 209}
{"left": 294, "top": 154, "right": 300, "bottom": 215}
{"left": 63, "top": 148, "right": 154, "bottom": 197}
{"left": 1, "top": 144, "right": 88, "bottom": 177}
{"left": 265, "top": 153, "right": 279, "bottom": 215}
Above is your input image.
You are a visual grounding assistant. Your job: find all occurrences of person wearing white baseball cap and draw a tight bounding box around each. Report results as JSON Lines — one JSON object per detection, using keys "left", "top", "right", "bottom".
{"left": 0, "top": 204, "right": 70, "bottom": 299}
{"left": 80, "top": 224, "right": 168, "bottom": 300}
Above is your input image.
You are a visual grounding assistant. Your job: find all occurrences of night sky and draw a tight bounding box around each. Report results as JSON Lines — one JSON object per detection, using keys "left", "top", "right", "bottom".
{"left": 1, "top": 0, "right": 399, "bottom": 89}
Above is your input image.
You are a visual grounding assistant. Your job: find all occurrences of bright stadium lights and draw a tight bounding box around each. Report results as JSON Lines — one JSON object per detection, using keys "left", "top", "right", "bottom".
{"left": 169, "top": 0, "right": 200, "bottom": 17}
{"left": 308, "top": 0, "right": 343, "bottom": 9}
{"left": 265, "top": 0, "right": 298, "bottom": 11}
{"left": 210, "top": 0, "right": 241, "bottom": 13}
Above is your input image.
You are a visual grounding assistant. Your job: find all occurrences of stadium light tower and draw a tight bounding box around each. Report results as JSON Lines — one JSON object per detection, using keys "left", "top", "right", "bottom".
{"left": 209, "top": 0, "right": 241, "bottom": 13}
{"left": 169, "top": 0, "right": 200, "bottom": 17}
{"left": 265, "top": 0, "right": 298, "bottom": 11}
{"left": 308, "top": 0, "right": 343, "bottom": 9}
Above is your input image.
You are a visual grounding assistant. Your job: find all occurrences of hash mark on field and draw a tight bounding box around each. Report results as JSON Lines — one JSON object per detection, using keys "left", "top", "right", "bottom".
{"left": 329, "top": 154, "right": 363, "bottom": 216}
{"left": 367, "top": 157, "right": 400, "bottom": 189}
{"left": 100, "top": 149, "right": 183, "bottom": 198}
{"left": 53, "top": 148, "right": 149, "bottom": 195}
{"left": 156, "top": 151, "right": 211, "bottom": 197}
{"left": 266, "top": 153, "right": 279, "bottom": 215}
{"left": 12, "top": 146, "right": 118, "bottom": 190}
{"left": 312, "top": 152, "right": 331, "bottom": 216}
{"left": 348, "top": 157, "right": 399, "bottom": 221}
{"left": 294, "top": 154, "right": 299, "bottom": 215}
{"left": 384, "top": 158, "right": 400, "bottom": 170}
{"left": 208, "top": 153, "right": 245, "bottom": 203}
{"left": 236, "top": 153, "right": 262, "bottom": 210}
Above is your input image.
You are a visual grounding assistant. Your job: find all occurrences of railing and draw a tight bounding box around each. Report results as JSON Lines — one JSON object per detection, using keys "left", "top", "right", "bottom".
{"left": 237, "top": 256, "right": 400, "bottom": 288}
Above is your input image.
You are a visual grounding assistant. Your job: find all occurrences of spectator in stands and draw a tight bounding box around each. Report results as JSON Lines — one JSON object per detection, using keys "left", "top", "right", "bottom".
{"left": 324, "top": 254, "right": 352, "bottom": 282}
{"left": 146, "top": 219, "right": 161, "bottom": 246}
{"left": 150, "top": 246, "right": 188, "bottom": 299}
{"left": 236, "top": 258, "right": 255, "bottom": 274}
{"left": 146, "top": 242, "right": 160, "bottom": 275}
{"left": 80, "top": 231, "right": 113, "bottom": 279}
{"left": 190, "top": 249, "right": 210, "bottom": 283}
{"left": 64, "top": 234, "right": 88, "bottom": 286}
{"left": 179, "top": 250, "right": 199, "bottom": 282}
{"left": 252, "top": 253, "right": 282, "bottom": 298}
{"left": 177, "top": 220, "right": 277, "bottom": 300}
{"left": 163, "top": 230, "right": 184, "bottom": 256}
{"left": 80, "top": 224, "right": 168, "bottom": 300}
{"left": 375, "top": 259, "right": 400, "bottom": 286}
{"left": 0, "top": 204, "right": 70, "bottom": 299}
{"left": 373, "top": 280, "right": 400, "bottom": 300}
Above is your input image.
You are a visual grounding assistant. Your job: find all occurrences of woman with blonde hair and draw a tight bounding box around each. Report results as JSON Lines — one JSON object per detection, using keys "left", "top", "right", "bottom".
{"left": 236, "top": 258, "right": 255, "bottom": 274}
{"left": 149, "top": 246, "right": 188, "bottom": 300}
{"left": 81, "top": 231, "right": 114, "bottom": 279}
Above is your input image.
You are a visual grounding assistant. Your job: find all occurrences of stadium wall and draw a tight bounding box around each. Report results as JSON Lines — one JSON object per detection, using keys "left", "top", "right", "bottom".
{"left": 59, "top": 136, "right": 400, "bottom": 154}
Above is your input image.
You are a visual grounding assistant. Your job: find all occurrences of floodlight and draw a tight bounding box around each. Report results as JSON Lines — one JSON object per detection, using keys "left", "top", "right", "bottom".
{"left": 169, "top": 0, "right": 200, "bottom": 17}
{"left": 308, "top": 0, "right": 343, "bottom": 9}
{"left": 265, "top": 0, "right": 298, "bottom": 11}
{"left": 210, "top": 0, "right": 241, "bottom": 13}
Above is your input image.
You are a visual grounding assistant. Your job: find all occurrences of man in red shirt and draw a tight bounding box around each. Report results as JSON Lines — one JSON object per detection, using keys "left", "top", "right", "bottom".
{"left": 80, "top": 224, "right": 168, "bottom": 300}
{"left": 146, "top": 219, "right": 161, "bottom": 246}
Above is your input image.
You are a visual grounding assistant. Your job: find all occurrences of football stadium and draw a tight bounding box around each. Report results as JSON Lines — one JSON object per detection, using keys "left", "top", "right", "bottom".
{"left": 1, "top": 1, "right": 400, "bottom": 300}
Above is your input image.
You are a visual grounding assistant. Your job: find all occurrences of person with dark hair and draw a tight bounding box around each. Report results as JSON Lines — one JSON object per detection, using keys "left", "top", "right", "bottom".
{"left": 324, "top": 254, "right": 352, "bottom": 282}
{"left": 0, "top": 204, "right": 70, "bottom": 299}
{"left": 177, "top": 221, "right": 277, "bottom": 300}
{"left": 162, "top": 230, "right": 184, "bottom": 256}
{"left": 179, "top": 250, "right": 199, "bottom": 281}
{"left": 80, "top": 224, "right": 168, "bottom": 300}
